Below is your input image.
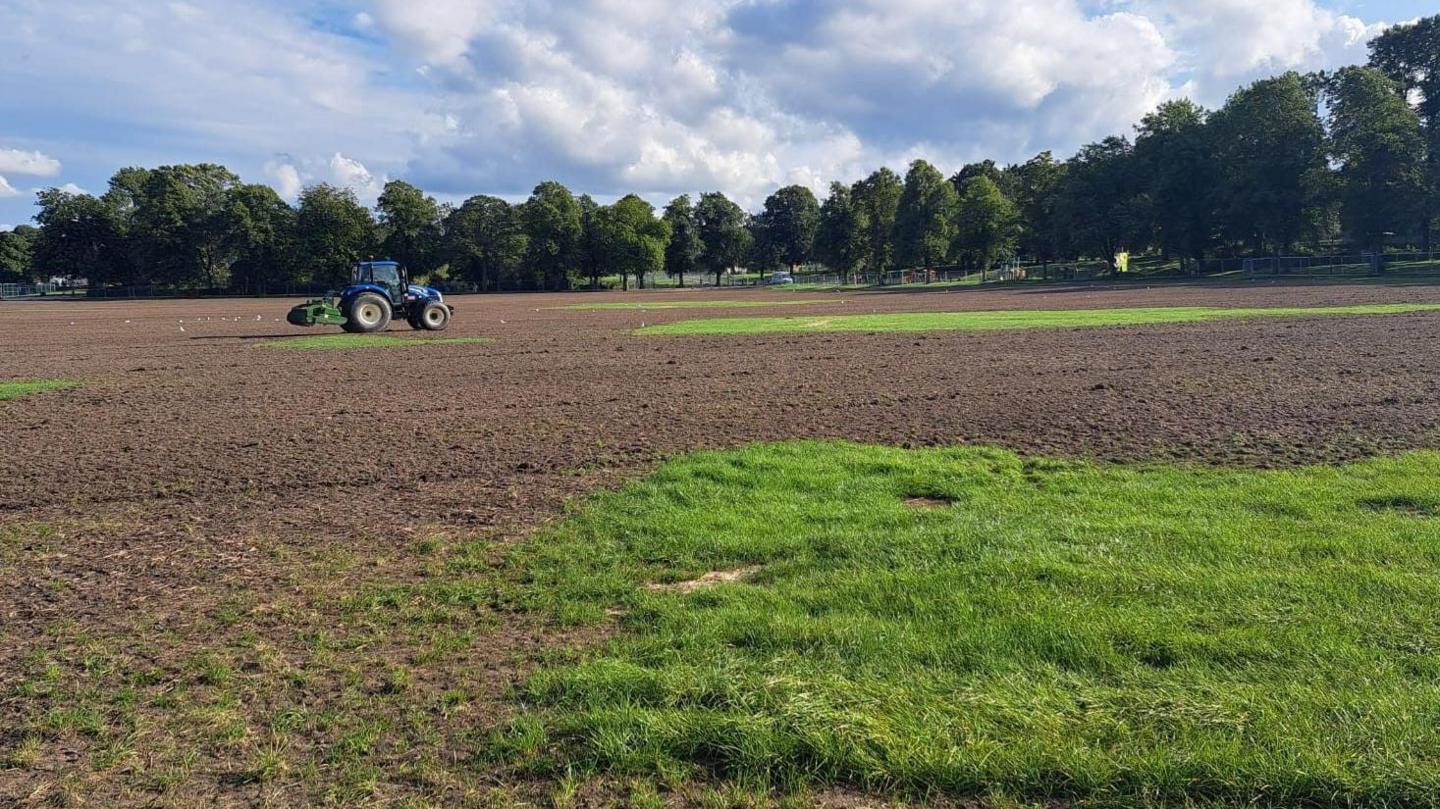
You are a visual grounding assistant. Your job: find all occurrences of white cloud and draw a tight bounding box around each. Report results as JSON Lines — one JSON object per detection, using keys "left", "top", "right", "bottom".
{"left": 0, "top": 176, "right": 18, "bottom": 198}
{"left": 263, "top": 153, "right": 388, "bottom": 204}
{"left": 265, "top": 160, "right": 304, "bottom": 199}
{"left": 0, "top": 0, "right": 424, "bottom": 199}
{"left": 0, "top": 148, "right": 61, "bottom": 177}
{"left": 0, "top": 0, "right": 1405, "bottom": 220}
{"left": 1126, "top": 0, "right": 1385, "bottom": 99}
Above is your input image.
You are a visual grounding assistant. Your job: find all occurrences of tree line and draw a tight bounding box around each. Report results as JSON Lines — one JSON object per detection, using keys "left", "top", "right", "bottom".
{"left": 1, "top": 16, "right": 1436, "bottom": 291}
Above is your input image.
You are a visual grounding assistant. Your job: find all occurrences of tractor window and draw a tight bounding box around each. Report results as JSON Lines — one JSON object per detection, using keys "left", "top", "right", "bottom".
{"left": 371, "top": 265, "right": 402, "bottom": 288}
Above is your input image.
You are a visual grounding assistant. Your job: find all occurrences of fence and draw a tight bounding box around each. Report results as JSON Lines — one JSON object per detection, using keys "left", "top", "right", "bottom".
{"left": 1242, "top": 252, "right": 1440, "bottom": 277}
{"left": 0, "top": 282, "right": 73, "bottom": 298}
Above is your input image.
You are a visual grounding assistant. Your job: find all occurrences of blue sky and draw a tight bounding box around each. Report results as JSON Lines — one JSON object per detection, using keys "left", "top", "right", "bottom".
{"left": 0, "top": 0, "right": 1430, "bottom": 227}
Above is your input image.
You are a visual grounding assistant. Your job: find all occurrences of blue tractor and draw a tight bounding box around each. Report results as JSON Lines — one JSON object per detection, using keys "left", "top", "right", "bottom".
{"left": 287, "top": 260, "right": 453, "bottom": 332}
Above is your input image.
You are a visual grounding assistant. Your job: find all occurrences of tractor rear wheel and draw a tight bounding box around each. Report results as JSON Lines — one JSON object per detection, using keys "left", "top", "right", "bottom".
{"left": 418, "top": 301, "right": 451, "bottom": 331}
{"left": 342, "top": 293, "right": 392, "bottom": 333}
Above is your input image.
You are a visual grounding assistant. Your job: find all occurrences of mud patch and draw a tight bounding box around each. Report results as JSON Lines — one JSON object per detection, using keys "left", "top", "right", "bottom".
{"left": 904, "top": 496, "right": 954, "bottom": 509}
{"left": 647, "top": 566, "right": 763, "bottom": 593}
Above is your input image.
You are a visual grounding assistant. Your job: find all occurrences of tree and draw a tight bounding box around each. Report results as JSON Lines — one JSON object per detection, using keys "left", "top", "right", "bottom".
{"left": 226, "top": 184, "right": 295, "bottom": 294}
{"left": 754, "top": 184, "right": 820, "bottom": 273}
{"left": 1005, "top": 152, "right": 1067, "bottom": 265}
{"left": 295, "top": 184, "right": 376, "bottom": 287}
{"left": 1134, "top": 100, "right": 1218, "bottom": 271}
{"left": 132, "top": 164, "right": 245, "bottom": 288}
{"left": 895, "top": 159, "right": 958, "bottom": 268}
{"left": 521, "top": 181, "right": 582, "bottom": 291}
{"left": 1056, "top": 137, "right": 1147, "bottom": 269}
{"left": 852, "top": 167, "right": 902, "bottom": 274}
{"left": 1325, "top": 67, "right": 1426, "bottom": 252}
{"left": 1369, "top": 15, "right": 1440, "bottom": 249}
{"left": 444, "top": 195, "right": 528, "bottom": 291}
{"left": 1208, "top": 73, "right": 1329, "bottom": 253}
{"left": 950, "top": 160, "right": 1007, "bottom": 197}
{"left": 376, "top": 180, "right": 441, "bottom": 275}
{"left": 32, "top": 189, "right": 129, "bottom": 286}
{"left": 596, "top": 195, "right": 670, "bottom": 291}
{"left": 0, "top": 225, "right": 39, "bottom": 282}
{"left": 661, "top": 195, "right": 702, "bottom": 287}
{"left": 694, "top": 192, "right": 750, "bottom": 286}
{"left": 814, "top": 182, "right": 868, "bottom": 282}
{"left": 954, "top": 175, "right": 1018, "bottom": 272}
{"left": 577, "top": 194, "right": 604, "bottom": 289}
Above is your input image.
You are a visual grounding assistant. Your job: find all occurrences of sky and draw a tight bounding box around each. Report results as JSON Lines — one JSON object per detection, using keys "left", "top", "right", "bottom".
{"left": 0, "top": 0, "right": 1432, "bottom": 228}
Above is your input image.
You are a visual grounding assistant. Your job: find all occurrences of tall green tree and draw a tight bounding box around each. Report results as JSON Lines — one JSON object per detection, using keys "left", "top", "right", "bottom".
{"left": 226, "top": 184, "right": 295, "bottom": 294}
{"left": 1369, "top": 15, "right": 1440, "bottom": 249}
{"left": 895, "top": 160, "right": 958, "bottom": 268}
{"left": 694, "top": 192, "right": 750, "bottom": 286}
{"left": 814, "top": 182, "right": 868, "bottom": 282}
{"left": 954, "top": 175, "right": 1018, "bottom": 272}
{"left": 444, "top": 195, "right": 528, "bottom": 291}
{"left": 521, "top": 181, "right": 583, "bottom": 291}
{"left": 852, "top": 167, "right": 902, "bottom": 273}
{"left": 376, "top": 180, "right": 441, "bottom": 274}
{"left": 661, "top": 194, "right": 702, "bottom": 287}
{"left": 596, "top": 195, "right": 671, "bottom": 291}
{"left": 0, "top": 225, "right": 39, "bottom": 282}
{"left": 128, "top": 164, "right": 243, "bottom": 288}
{"left": 754, "top": 184, "right": 820, "bottom": 272}
{"left": 950, "top": 160, "right": 1007, "bottom": 197}
{"left": 295, "top": 184, "right": 376, "bottom": 287}
{"left": 1134, "top": 100, "right": 1218, "bottom": 271}
{"left": 1327, "top": 66, "right": 1427, "bottom": 252}
{"left": 577, "top": 194, "right": 604, "bottom": 289}
{"left": 1208, "top": 73, "right": 1329, "bottom": 253}
{"left": 32, "top": 189, "right": 129, "bottom": 286}
{"left": 1057, "top": 137, "right": 1148, "bottom": 268}
{"left": 1005, "top": 152, "right": 1067, "bottom": 264}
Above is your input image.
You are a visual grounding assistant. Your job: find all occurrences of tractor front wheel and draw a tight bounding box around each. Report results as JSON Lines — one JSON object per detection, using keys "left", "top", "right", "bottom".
{"left": 418, "top": 301, "right": 451, "bottom": 331}
{"left": 342, "top": 293, "right": 392, "bottom": 333}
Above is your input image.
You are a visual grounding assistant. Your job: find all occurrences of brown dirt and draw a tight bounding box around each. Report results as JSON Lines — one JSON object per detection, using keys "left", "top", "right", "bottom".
{"left": 3, "top": 280, "right": 1440, "bottom": 806}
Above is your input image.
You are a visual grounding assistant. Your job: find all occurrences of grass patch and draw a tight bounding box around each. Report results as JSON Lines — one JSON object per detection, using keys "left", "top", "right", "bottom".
{"left": 502, "top": 441, "right": 1440, "bottom": 805}
{"left": 0, "top": 378, "right": 77, "bottom": 401}
{"left": 555, "top": 299, "right": 827, "bottom": 311}
{"left": 259, "top": 334, "right": 490, "bottom": 350}
{"left": 637, "top": 302, "right": 1440, "bottom": 336}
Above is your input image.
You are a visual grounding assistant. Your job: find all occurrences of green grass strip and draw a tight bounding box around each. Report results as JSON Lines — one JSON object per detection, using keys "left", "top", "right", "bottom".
{"left": 496, "top": 441, "right": 1440, "bottom": 805}
{"left": 637, "top": 302, "right": 1440, "bottom": 335}
{"left": 0, "top": 379, "right": 77, "bottom": 401}
{"left": 259, "top": 334, "right": 490, "bottom": 350}
{"left": 555, "top": 299, "right": 825, "bottom": 311}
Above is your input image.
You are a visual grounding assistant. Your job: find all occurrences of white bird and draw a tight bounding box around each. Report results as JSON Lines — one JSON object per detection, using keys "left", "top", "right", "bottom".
{"left": 179, "top": 326, "right": 185, "bottom": 332}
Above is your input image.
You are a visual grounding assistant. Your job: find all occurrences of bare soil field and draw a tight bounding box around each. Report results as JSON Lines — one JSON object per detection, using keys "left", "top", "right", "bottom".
{"left": 3, "top": 280, "right": 1440, "bottom": 806}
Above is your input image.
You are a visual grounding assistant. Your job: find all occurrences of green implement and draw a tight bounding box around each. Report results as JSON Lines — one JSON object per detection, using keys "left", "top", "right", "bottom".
{"left": 286, "top": 297, "right": 347, "bottom": 327}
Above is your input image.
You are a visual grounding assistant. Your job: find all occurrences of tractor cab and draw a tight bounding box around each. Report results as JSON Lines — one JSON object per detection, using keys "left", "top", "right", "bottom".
{"left": 354, "top": 260, "right": 407, "bottom": 304}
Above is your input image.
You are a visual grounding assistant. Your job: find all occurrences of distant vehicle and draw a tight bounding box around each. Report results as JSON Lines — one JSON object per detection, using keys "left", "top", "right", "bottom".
{"left": 769, "top": 271, "right": 796, "bottom": 286}
{"left": 287, "top": 260, "right": 453, "bottom": 332}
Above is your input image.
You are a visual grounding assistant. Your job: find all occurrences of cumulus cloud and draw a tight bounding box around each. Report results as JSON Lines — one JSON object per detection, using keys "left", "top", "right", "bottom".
{"left": 264, "top": 153, "right": 388, "bottom": 204}
{"left": 1127, "top": 0, "right": 1384, "bottom": 100}
{"left": 0, "top": 0, "right": 1406, "bottom": 222}
{"left": 0, "top": 148, "right": 62, "bottom": 177}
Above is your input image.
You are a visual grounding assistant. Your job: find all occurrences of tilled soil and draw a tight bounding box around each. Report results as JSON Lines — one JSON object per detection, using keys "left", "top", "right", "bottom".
{"left": 3, "top": 280, "right": 1440, "bottom": 806}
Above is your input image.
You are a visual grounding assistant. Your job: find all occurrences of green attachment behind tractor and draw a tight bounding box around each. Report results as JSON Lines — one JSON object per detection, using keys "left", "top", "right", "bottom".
{"left": 287, "top": 297, "right": 347, "bottom": 327}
